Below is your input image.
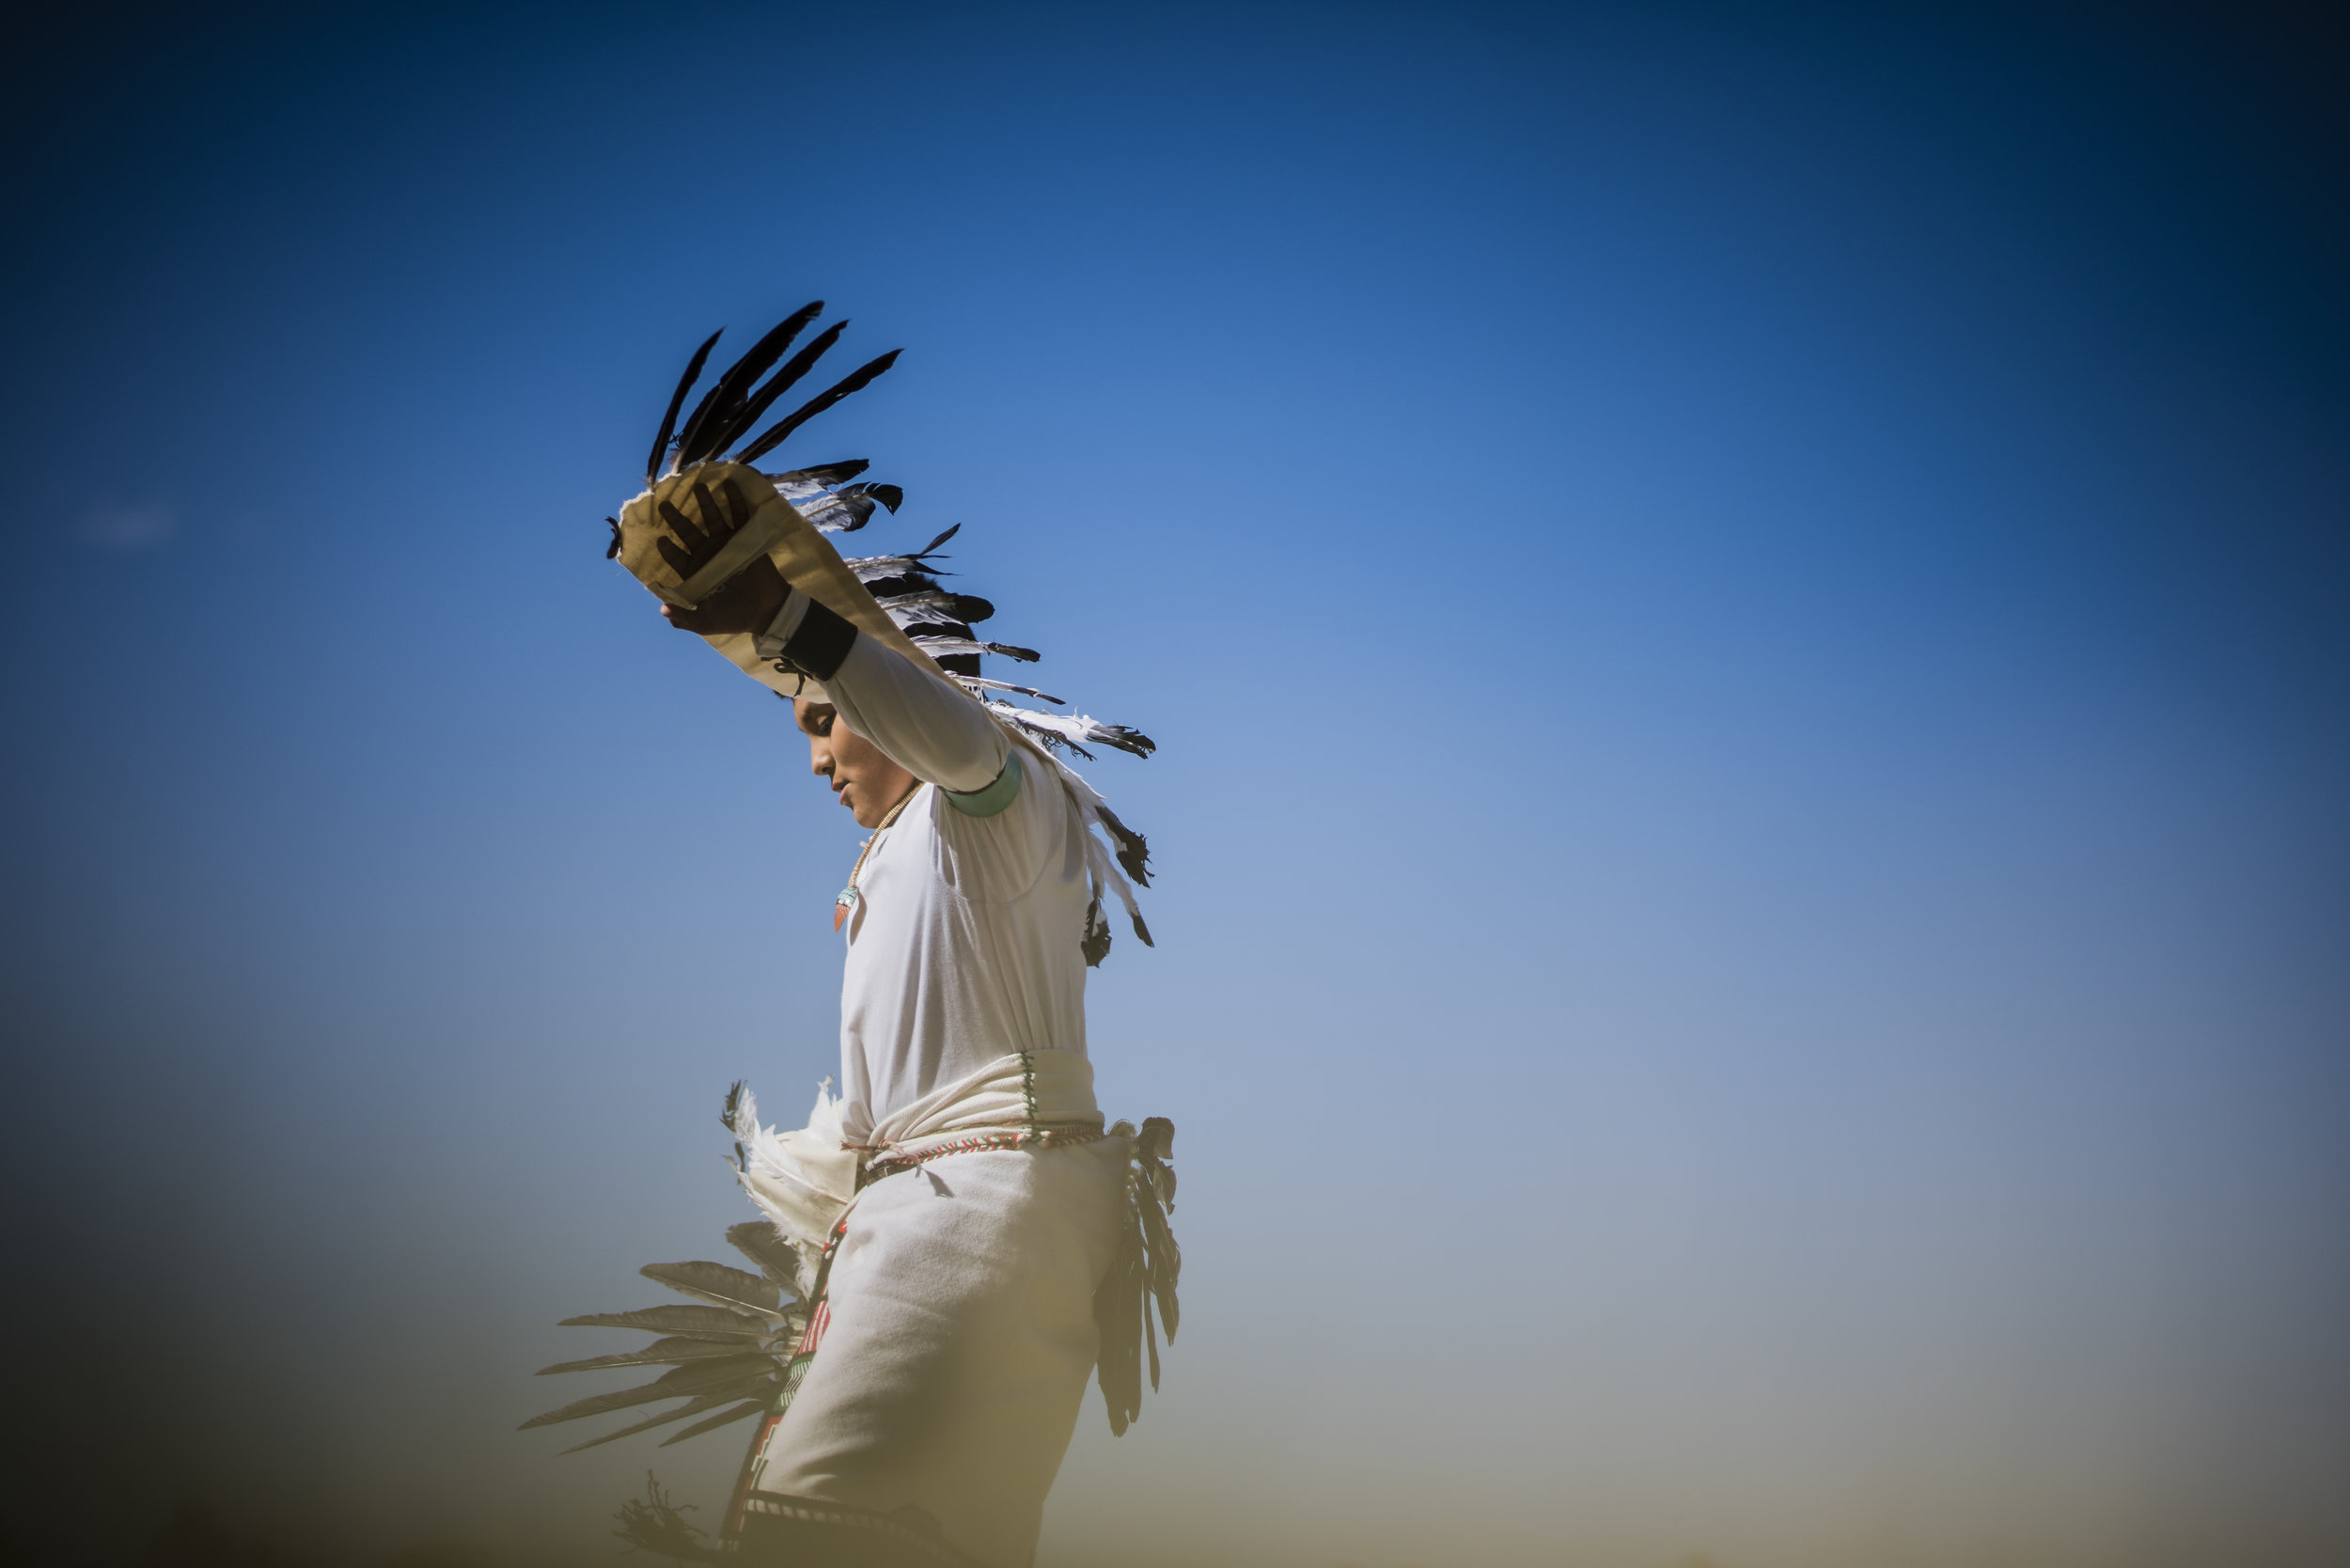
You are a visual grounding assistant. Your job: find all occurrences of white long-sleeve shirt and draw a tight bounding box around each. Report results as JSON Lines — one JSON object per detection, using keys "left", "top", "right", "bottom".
{"left": 759, "top": 616, "right": 1097, "bottom": 1143}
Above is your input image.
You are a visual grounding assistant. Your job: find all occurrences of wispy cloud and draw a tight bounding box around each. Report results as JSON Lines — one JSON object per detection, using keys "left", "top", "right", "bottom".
{"left": 78, "top": 502, "right": 180, "bottom": 551}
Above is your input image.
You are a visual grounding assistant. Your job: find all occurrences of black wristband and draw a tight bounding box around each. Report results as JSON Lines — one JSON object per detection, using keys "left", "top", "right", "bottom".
{"left": 774, "top": 596, "right": 857, "bottom": 682}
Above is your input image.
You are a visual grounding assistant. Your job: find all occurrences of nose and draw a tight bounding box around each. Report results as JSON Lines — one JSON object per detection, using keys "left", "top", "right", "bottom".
{"left": 808, "top": 736, "right": 832, "bottom": 776}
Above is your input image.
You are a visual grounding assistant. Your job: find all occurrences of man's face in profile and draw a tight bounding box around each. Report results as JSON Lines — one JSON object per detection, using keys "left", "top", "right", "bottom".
{"left": 794, "top": 699, "right": 917, "bottom": 828}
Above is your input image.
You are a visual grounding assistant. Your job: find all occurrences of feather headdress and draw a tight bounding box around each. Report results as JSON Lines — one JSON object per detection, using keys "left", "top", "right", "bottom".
{"left": 608, "top": 303, "right": 1156, "bottom": 963}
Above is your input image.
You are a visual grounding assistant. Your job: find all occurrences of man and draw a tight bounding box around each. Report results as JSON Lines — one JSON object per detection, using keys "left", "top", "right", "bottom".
{"left": 593, "top": 309, "right": 1174, "bottom": 1568}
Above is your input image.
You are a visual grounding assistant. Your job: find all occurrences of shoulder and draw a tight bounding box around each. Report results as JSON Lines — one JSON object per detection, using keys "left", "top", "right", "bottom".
{"left": 924, "top": 750, "right": 1081, "bottom": 886}
{"left": 937, "top": 748, "right": 1027, "bottom": 821}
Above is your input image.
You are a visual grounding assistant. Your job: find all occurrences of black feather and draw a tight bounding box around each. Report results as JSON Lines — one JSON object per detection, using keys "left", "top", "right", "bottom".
{"left": 705, "top": 318, "right": 847, "bottom": 460}
{"left": 698, "top": 303, "right": 828, "bottom": 457}
{"left": 1084, "top": 725, "right": 1154, "bottom": 760}
{"left": 910, "top": 635, "right": 1042, "bottom": 664}
{"left": 855, "top": 572, "right": 943, "bottom": 600}
{"left": 1094, "top": 803, "right": 1152, "bottom": 886}
{"left": 604, "top": 516, "right": 622, "bottom": 559}
{"left": 737, "top": 350, "right": 902, "bottom": 463}
{"left": 647, "top": 329, "right": 723, "bottom": 483}
{"left": 669, "top": 376, "right": 730, "bottom": 476}
{"left": 1082, "top": 897, "right": 1112, "bottom": 967}
{"left": 678, "top": 304, "right": 825, "bottom": 468}
{"left": 770, "top": 459, "right": 870, "bottom": 487}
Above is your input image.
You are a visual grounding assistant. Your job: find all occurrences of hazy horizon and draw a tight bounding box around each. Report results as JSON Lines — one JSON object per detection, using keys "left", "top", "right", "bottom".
{"left": 2, "top": 4, "right": 2343, "bottom": 1566}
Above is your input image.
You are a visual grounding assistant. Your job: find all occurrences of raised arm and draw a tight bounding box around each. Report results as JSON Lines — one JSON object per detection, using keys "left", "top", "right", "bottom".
{"left": 650, "top": 477, "right": 1010, "bottom": 795}
{"left": 756, "top": 597, "right": 1008, "bottom": 793}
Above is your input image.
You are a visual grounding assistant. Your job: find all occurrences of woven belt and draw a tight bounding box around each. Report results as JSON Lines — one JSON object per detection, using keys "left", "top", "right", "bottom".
{"left": 857, "top": 1121, "right": 1111, "bottom": 1185}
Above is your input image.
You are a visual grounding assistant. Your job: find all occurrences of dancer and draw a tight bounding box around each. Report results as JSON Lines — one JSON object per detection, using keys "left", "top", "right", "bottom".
{"left": 531, "top": 305, "right": 1178, "bottom": 1568}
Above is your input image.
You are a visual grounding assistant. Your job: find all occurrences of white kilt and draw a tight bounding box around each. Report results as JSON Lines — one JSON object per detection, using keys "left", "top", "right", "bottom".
{"left": 725, "top": 1056, "right": 1129, "bottom": 1568}
{"left": 738, "top": 1140, "right": 1128, "bottom": 1566}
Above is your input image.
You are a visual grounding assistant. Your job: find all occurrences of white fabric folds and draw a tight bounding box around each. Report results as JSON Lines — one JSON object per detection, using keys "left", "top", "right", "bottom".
{"left": 725, "top": 1054, "right": 1122, "bottom": 1568}
{"left": 728, "top": 1052, "right": 1104, "bottom": 1268}
{"left": 741, "top": 1138, "right": 1128, "bottom": 1568}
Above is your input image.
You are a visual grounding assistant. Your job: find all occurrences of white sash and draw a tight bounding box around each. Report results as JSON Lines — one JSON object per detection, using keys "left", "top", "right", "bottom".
{"left": 728, "top": 1051, "right": 1104, "bottom": 1260}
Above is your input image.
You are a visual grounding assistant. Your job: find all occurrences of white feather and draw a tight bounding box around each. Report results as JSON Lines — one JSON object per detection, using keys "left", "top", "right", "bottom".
{"left": 723, "top": 1079, "right": 847, "bottom": 1286}
{"left": 845, "top": 555, "right": 931, "bottom": 581}
{"left": 980, "top": 701, "right": 1152, "bottom": 759}
{"left": 771, "top": 475, "right": 864, "bottom": 534}
{"left": 913, "top": 635, "right": 1040, "bottom": 663}
{"left": 843, "top": 525, "right": 958, "bottom": 575}
{"left": 1007, "top": 737, "right": 1151, "bottom": 944}
{"left": 881, "top": 599, "right": 963, "bottom": 629}
{"left": 982, "top": 702, "right": 1120, "bottom": 748}
{"left": 949, "top": 676, "right": 1065, "bottom": 705}
{"left": 876, "top": 588, "right": 953, "bottom": 608}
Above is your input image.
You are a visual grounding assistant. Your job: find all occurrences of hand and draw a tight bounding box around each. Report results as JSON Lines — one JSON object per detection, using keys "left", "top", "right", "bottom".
{"left": 654, "top": 478, "right": 790, "bottom": 636}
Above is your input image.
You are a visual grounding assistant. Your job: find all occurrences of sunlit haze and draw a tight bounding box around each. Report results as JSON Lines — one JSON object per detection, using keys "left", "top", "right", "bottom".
{"left": 1, "top": 5, "right": 2343, "bottom": 1566}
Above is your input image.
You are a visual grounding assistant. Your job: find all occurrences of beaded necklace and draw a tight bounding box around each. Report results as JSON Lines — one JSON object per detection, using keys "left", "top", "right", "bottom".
{"left": 834, "top": 782, "right": 921, "bottom": 933}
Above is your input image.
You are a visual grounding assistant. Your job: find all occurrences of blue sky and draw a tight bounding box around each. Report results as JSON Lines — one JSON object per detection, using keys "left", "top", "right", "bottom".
{"left": 2, "top": 5, "right": 2344, "bottom": 1565}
